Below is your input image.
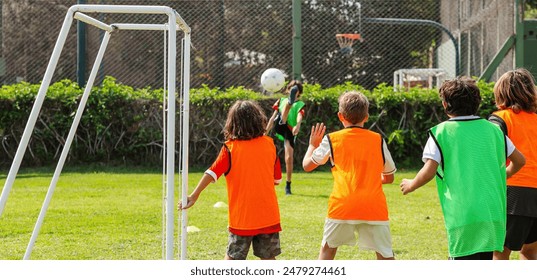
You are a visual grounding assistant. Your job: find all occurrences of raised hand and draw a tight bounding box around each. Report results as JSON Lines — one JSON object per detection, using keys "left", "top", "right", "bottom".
{"left": 309, "top": 123, "right": 326, "bottom": 148}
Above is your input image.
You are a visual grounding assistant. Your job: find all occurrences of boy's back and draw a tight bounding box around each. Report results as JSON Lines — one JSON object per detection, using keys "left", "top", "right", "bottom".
{"left": 430, "top": 118, "right": 507, "bottom": 255}
{"left": 327, "top": 127, "right": 387, "bottom": 221}
{"left": 302, "top": 91, "right": 397, "bottom": 260}
{"left": 400, "top": 76, "right": 526, "bottom": 260}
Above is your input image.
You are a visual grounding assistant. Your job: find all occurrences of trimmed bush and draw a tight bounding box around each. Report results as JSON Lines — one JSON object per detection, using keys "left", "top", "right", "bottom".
{"left": 0, "top": 77, "right": 496, "bottom": 169}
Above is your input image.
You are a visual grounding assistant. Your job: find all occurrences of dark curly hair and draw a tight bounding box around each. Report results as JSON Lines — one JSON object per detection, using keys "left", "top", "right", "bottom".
{"left": 439, "top": 77, "right": 481, "bottom": 116}
{"left": 223, "top": 100, "right": 267, "bottom": 140}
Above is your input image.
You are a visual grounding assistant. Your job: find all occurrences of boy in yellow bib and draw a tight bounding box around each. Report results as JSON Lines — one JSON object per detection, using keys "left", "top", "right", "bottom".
{"left": 302, "top": 91, "right": 397, "bottom": 260}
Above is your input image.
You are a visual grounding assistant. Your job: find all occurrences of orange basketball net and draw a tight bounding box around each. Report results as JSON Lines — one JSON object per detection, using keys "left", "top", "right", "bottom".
{"left": 336, "top": 33, "right": 362, "bottom": 49}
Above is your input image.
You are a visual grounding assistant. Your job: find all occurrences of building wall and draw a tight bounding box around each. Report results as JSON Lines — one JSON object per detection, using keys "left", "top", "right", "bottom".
{"left": 439, "top": 0, "right": 515, "bottom": 80}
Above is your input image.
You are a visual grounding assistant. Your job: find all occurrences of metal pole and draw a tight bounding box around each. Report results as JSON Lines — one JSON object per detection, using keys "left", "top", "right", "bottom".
{"left": 74, "top": 12, "right": 114, "bottom": 31}
{"left": 174, "top": 8, "right": 192, "bottom": 261}
{"left": 515, "top": 0, "right": 524, "bottom": 68}
{"left": 181, "top": 33, "right": 191, "bottom": 261}
{"left": 98, "top": 1, "right": 105, "bottom": 85}
{"left": 77, "top": 0, "right": 87, "bottom": 87}
{"left": 0, "top": 9, "right": 75, "bottom": 217}
{"left": 111, "top": 23, "right": 175, "bottom": 31}
{"left": 166, "top": 12, "right": 177, "bottom": 261}
{"left": 364, "top": 17, "right": 461, "bottom": 76}
{"left": 215, "top": 0, "right": 225, "bottom": 87}
{"left": 292, "top": 0, "right": 302, "bottom": 81}
{"left": 24, "top": 30, "right": 112, "bottom": 260}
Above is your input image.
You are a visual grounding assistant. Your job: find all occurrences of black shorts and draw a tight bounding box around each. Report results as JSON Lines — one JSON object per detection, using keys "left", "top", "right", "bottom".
{"left": 505, "top": 214, "right": 537, "bottom": 251}
{"left": 449, "top": 251, "right": 493, "bottom": 260}
{"left": 273, "top": 114, "right": 296, "bottom": 148}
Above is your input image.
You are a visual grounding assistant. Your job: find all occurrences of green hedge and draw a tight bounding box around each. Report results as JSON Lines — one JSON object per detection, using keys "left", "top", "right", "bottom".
{"left": 0, "top": 77, "right": 496, "bottom": 169}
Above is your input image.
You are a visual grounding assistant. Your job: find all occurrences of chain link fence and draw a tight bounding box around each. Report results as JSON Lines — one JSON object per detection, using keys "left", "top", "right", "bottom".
{"left": 1, "top": 0, "right": 529, "bottom": 91}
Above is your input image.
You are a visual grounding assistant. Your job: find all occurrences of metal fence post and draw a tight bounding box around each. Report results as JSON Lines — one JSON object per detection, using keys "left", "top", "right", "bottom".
{"left": 292, "top": 0, "right": 302, "bottom": 81}
{"left": 515, "top": 0, "right": 524, "bottom": 68}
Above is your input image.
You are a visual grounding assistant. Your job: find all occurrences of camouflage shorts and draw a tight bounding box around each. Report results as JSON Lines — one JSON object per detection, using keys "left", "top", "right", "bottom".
{"left": 226, "top": 232, "right": 281, "bottom": 260}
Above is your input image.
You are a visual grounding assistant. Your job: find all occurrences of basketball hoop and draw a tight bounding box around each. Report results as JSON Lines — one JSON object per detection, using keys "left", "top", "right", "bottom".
{"left": 336, "top": 33, "right": 361, "bottom": 55}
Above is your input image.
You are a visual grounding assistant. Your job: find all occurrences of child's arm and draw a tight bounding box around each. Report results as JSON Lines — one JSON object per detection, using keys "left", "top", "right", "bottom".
{"left": 400, "top": 159, "right": 438, "bottom": 195}
{"left": 292, "top": 111, "right": 304, "bottom": 135}
{"left": 265, "top": 110, "right": 278, "bottom": 134}
{"left": 265, "top": 100, "right": 280, "bottom": 134}
{"left": 381, "top": 139, "right": 396, "bottom": 184}
{"left": 302, "top": 123, "right": 326, "bottom": 172}
{"left": 382, "top": 174, "right": 394, "bottom": 184}
{"left": 507, "top": 148, "right": 525, "bottom": 178}
{"left": 179, "top": 173, "right": 214, "bottom": 210}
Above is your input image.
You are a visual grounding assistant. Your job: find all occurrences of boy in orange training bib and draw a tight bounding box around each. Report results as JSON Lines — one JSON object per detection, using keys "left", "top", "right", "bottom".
{"left": 302, "top": 91, "right": 397, "bottom": 260}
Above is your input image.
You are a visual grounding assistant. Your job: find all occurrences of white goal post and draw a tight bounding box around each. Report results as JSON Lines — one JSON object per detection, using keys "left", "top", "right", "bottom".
{"left": 0, "top": 5, "right": 191, "bottom": 260}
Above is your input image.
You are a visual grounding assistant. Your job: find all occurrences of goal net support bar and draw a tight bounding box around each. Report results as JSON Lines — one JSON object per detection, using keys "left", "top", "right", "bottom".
{"left": 0, "top": 5, "right": 191, "bottom": 260}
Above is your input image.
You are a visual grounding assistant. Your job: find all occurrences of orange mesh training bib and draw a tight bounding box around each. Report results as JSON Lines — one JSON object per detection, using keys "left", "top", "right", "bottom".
{"left": 224, "top": 136, "right": 281, "bottom": 230}
{"left": 494, "top": 109, "right": 537, "bottom": 188}
{"left": 327, "top": 127, "right": 388, "bottom": 221}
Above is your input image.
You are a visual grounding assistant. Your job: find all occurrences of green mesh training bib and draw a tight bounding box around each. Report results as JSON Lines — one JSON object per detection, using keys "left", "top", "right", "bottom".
{"left": 276, "top": 98, "right": 305, "bottom": 141}
{"left": 277, "top": 97, "right": 305, "bottom": 127}
{"left": 429, "top": 118, "right": 507, "bottom": 257}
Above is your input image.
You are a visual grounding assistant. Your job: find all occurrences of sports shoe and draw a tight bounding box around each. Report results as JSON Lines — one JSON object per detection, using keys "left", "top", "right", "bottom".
{"left": 288, "top": 86, "right": 298, "bottom": 105}
{"left": 285, "top": 182, "right": 292, "bottom": 195}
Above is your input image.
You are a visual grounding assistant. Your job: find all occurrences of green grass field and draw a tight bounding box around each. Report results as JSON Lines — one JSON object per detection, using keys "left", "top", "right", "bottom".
{"left": 0, "top": 167, "right": 519, "bottom": 260}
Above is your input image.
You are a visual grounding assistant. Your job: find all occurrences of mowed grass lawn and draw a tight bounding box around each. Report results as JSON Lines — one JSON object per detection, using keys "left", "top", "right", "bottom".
{"left": 0, "top": 167, "right": 519, "bottom": 260}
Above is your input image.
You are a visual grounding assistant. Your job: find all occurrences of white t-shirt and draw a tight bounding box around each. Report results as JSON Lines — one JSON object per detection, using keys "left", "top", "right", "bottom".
{"left": 422, "top": 116, "right": 515, "bottom": 164}
{"left": 312, "top": 135, "right": 397, "bottom": 175}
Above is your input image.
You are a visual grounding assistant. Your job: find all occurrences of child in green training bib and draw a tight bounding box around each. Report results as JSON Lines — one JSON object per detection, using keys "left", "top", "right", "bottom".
{"left": 400, "top": 77, "right": 526, "bottom": 260}
{"left": 266, "top": 80, "right": 305, "bottom": 195}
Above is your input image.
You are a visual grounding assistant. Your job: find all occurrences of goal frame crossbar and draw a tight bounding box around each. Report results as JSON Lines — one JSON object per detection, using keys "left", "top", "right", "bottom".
{"left": 0, "top": 4, "right": 191, "bottom": 260}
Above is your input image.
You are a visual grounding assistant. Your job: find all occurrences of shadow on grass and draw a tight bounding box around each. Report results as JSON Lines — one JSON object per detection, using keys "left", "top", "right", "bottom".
{"left": 0, "top": 173, "right": 53, "bottom": 179}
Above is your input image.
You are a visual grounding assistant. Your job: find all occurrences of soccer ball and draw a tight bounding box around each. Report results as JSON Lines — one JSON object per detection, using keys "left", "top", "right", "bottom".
{"left": 261, "top": 68, "right": 285, "bottom": 93}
